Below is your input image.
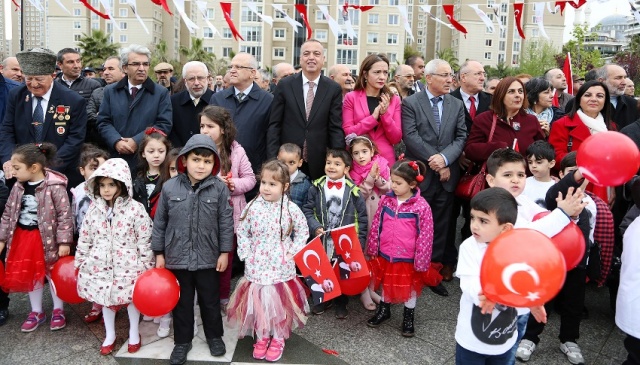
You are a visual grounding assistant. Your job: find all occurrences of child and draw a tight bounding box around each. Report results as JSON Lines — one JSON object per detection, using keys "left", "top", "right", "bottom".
{"left": 75, "top": 158, "right": 154, "bottom": 355}
{"left": 366, "top": 160, "right": 436, "bottom": 337}
{"left": 277, "top": 143, "right": 311, "bottom": 210}
{"left": 167, "top": 147, "right": 181, "bottom": 178}
{"left": 455, "top": 188, "right": 548, "bottom": 364}
{"left": 151, "top": 134, "right": 234, "bottom": 363}
{"left": 302, "top": 149, "right": 368, "bottom": 319}
{"left": 71, "top": 144, "right": 109, "bottom": 324}
{"left": 227, "top": 160, "right": 310, "bottom": 362}
{"left": 522, "top": 140, "right": 556, "bottom": 208}
{"left": 133, "top": 127, "right": 171, "bottom": 219}
{"left": 199, "top": 105, "right": 256, "bottom": 313}
{"left": 0, "top": 143, "right": 73, "bottom": 332}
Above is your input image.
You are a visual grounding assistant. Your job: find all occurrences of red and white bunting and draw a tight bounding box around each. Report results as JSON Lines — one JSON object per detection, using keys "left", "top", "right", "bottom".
{"left": 295, "top": 4, "right": 313, "bottom": 40}
{"left": 513, "top": 2, "right": 525, "bottom": 39}
{"left": 220, "top": 2, "right": 244, "bottom": 41}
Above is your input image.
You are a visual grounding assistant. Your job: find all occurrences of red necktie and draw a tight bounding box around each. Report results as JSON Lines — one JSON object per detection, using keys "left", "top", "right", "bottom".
{"left": 469, "top": 95, "right": 477, "bottom": 120}
{"left": 327, "top": 181, "right": 342, "bottom": 189}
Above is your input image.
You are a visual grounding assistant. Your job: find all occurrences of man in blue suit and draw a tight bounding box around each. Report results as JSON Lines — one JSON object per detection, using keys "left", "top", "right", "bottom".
{"left": 0, "top": 48, "right": 87, "bottom": 181}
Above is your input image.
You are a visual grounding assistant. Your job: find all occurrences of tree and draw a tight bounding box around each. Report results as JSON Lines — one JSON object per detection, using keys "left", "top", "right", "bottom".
{"left": 179, "top": 37, "right": 228, "bottom": 77}
{"left": 151, "top": 39, "right": 170, "bottom": 64}
{"left": 485, "top": 61, "right": 513, "bottom": 78}
{"left": 614, "top": 51, "right": 640, "bottom": 94}
{"left": 403, "top": 45, "right": 422, "bottom": 63}
{"left": 435, "top": 48, "right": 459, "bottom": 71}
{"left": 518, "top": 40, "right": 560, "bottom": 77}
{"left": 77, "top": 30, "right": 120, "bottom": 67}
{"left": 562, "top": 23, "right": 604, "bottom": 76}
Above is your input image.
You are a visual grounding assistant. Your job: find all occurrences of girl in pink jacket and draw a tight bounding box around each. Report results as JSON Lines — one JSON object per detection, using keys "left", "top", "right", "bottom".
{"left": 199, "top": 105, "right": 256, "bottom": 311}
{"left": 365, "top": 160, "right": 440, "bottom": 337}
{"left": 0, "top": 143, "right": 73, "bottom": 333}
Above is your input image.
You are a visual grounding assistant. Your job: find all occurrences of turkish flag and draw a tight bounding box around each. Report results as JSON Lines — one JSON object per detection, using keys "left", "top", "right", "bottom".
{"left": 150, "top": 0, "right": 172, "bottom": 15}
{"left": 80, "top": 0, "right": 110, "bottom": 19}
{"left": 442, "top": 5, "right": 467, "bottom": 38}
{"left": 563, "top": 53, "right": 573, "bottom": 95}
{"left": 331, "top": 224, "right": 369, "bottom": 280}
{"left": 294, "top": 236, "right": 341, "bottom": 305}
{"left": 555, "top": 0, "right": 587, "bottom": 16}
{"left": 220, "top": 2, "right": 244, "bottom": 41}
{"left": 295, "top": 4, "right": 312, "bottom": 40}
{"left": 513, "top": 3, "right": 525, "bottom": 39}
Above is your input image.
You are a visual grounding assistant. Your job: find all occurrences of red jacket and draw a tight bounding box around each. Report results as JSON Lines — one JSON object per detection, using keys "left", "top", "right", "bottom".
{"left": 548, "top": 113, "right": 617, "bottom": 166}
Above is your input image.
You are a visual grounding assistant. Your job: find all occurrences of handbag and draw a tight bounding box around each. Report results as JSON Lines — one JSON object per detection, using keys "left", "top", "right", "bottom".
{"left": 454, "top": 114, "right": 497, "bottom": 200}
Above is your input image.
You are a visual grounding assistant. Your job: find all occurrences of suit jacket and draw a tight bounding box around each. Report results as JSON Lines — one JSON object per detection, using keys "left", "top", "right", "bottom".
{"left": 450, "top": 88, "right": 492, "bottom": 132}
{"left": 267, "top": 73, "right": 345, "bottom": 180}
{"left": 169, "top": 88, "right": 214, "bottom": 147}
{"left": 401, "top": 91, "right": 467, "bottom": 193}
{"left": 0, "top": 75, "right": 20, "bottom": 126}
{"left": 0, "top": 82, "right": 87, "bottom": 174}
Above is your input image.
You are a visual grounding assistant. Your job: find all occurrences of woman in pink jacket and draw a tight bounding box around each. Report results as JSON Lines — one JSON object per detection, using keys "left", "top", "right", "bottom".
{"left": 343, "top": 54, "right": 402, "bottom": 164}
{"left": 199, "top": 106, "right": 256, "bottom": 310}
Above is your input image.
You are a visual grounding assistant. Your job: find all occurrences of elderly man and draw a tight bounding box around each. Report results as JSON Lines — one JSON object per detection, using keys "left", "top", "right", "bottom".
{"left": 328, "top": 64, "right": 354, "bottom": 97}
{"left": 256, "top": 69, "right": 271, "bottom": 91}
{"left": 544, "top": 68, "right": 573, "bottom": 111}
{"left": 0, "top": 48, "right": 87, "bottom": 181}
{"left": 170, "top": 61, "right": 214, "bottom": 147}
{"left": 625, "top": 78, "right": 635, "bottom": 97}
{"left": 86, "top": 56, "right": 125, "bottom": 149}
{"left": 484, "top": 77, "right": 500, "bottom": 94}
{"left": 272, "top": 62, "right": 295, "bottom": 86}
{"left": 55, "top": 48, "right": 101, "bottom": 100}
{"left": 154, "top": 62, "right": 176, "bottom": 94}
{"left": 406, "top": 56, "right": 426, "bottom": 93}
{"left": 401, "top": 59, "right": 467, "bottom": 297}
{"left": 394, "top": 64, "right": 416, "bottom": 99}
{"left": 0, "top": 57, "right": 24, "bottom": 83}
{"left": 97, "top": 45, "right": 172, "bottom": 168}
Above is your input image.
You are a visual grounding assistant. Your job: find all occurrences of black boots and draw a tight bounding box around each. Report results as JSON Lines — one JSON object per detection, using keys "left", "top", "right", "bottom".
{"left": 367, "top": 301, "right": 391, "bottom": 327}
{"left": 402, "top": 307, "right": 415, "bottom": 337}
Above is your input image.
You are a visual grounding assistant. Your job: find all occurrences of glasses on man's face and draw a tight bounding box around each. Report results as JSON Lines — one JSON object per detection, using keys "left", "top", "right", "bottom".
{"left": 185, "top": 76, "right": 208, "bottom": 83}
{"left": 431, "top": 73, "right": 454, "bottom": 79}
{"left": 127, "top": 62, "right": 150, "bottom": 68}
{"left": 464, "top": 71, "right": 487, "bottom": 77}
{"left": 227, "top": 65, "right": 254, "bottom": 71}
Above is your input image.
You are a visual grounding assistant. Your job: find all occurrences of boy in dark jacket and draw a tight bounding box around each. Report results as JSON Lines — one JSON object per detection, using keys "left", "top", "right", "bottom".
{"left": 152, "top": 134, "right": 234, "bottom": 364}
{"left": 277, "top": 143, "right": 311, "bottom": 209}
{"left": 302, "top": 149, "right": 367, "bottom": 320}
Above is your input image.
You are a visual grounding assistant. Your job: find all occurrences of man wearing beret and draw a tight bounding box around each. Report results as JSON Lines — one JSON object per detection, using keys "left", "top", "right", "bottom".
{"left": 0, "top": 48, "right": 87, "bottom": 184}
{"left": 154, "top": 62, "right": 176, "bottom": 95}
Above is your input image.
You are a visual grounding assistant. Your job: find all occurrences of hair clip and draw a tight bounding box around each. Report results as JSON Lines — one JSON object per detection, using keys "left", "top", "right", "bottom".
{"left": 398, "top": 153, "right": 405, "bottom": 161}
{"left": 345, "top": 133, "right": 357, "bottom": 146}
{"left": 408, "top": 161, "right": 424, "bottom": 182}
{"left": 145, "top": 127, "right": 167, "bottom": 137}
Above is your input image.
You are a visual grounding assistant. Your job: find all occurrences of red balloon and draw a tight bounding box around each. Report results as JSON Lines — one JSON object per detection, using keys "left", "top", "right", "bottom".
{"left": 533, "top": 211, "right": 586, "bottom": 270}
{"left": 480, "top": 228, "right": 566, "bottom": 307}
{"left": 577, "top": 131, "right": 640, "bottom": 186}
{"left": 333, "top": 265, "right": 370, "bottom": 296}
{"left": 133, "top": 268, "right": 180, "bottom": 317}
{"left": 51, "top": 256, "right": 84, "bottom": 304}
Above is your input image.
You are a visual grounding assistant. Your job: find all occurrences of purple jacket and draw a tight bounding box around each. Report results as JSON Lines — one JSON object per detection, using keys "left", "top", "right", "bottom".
{"left": 226, "top": 140, "right": 256, "bottom": 231}
{"left": 366, "top": 189, "right": 434, "bottom": 272}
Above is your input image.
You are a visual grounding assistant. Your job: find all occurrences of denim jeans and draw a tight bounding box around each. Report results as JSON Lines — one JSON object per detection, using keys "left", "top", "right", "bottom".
{"left": 456, "top": 343, "right": 513, "bottom": 365}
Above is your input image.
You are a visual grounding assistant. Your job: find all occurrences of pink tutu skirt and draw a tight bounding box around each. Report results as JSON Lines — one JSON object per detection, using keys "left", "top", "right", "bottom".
{"left": 227, "top": 277, "right": 309, "bottom": 339}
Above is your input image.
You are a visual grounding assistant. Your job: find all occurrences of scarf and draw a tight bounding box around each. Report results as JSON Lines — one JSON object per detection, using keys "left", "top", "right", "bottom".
{"left": 526, "top": 107, "right": 553, "bottom": 123}
{"left": 350, "top": 154, "right": 391, "bottom": 187}
{"left": 577, "top": 109, "right": 607, "bottom": 135}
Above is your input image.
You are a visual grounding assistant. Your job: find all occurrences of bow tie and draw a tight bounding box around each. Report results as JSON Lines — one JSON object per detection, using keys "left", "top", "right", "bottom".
{"left": 327, "top": 181, "right": 342, "bottom": 189}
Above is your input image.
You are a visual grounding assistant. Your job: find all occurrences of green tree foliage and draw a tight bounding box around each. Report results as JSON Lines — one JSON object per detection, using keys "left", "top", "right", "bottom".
{"left": 436, "top": 48, "right": 459, "bottom": 71}
{"left": 484, "top": 61, "right": 514, "bottom": 78}
{"left": 179, "top": 37, "right": 228, "bottom": 77}
{"left": 77, "top": 30, "right": 120, "bottom": 67}
{"left": 403, "top": 45, "right": 422, "bottom": 63}
{"left": 614, "top": 34, "right": 640, "bottom": 94}
{"left": 518, "top": 40, "right": 561, "bottom": 78}
{"left": 562, "top": 23, "right": 604, "bottom": 76}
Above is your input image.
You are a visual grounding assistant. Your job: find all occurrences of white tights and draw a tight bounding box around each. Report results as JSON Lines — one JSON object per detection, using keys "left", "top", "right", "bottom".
{"left": 28, "top": 281, "right": 64, "bottom": 313}
{"left": 381, "top": 290, "right": 417, "bottom": 309}
{"left": 102, "top": 304, "right": 141, "bottom": 346}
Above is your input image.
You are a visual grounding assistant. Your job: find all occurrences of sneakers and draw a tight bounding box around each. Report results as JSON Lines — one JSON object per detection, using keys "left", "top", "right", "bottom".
{"left": 21, "top": 312, "right": 46, "bottom": 332}
{"left": 170, "top": 343, "right": 192, "bottom": 365}
{"left": 516, "top": 339, "right": 537, "bottom": 362}
{"left": 50, "top": 309, "right": 66, "bottom": 330}
{"left": 207, "top": 337, "right": 226, "bottom": 357}
{"left": 265, "top": 338, "right": 285, "bottom": 362}
{"left": 157, "top": 316, "right": 172, "bottom": 338}
{"left": 560, "top": 341, "right": 585, "bottom": 365}
{"left": 253, "top": 337, "right": 270, "bottom": 360}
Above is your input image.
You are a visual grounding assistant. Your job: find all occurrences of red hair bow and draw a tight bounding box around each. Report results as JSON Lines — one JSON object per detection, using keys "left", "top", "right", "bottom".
{"left": 408, "top": 161, "right": 424, "bottom": 182}
{"left": 145, "top": 127, "right": 167, "bottom": 137}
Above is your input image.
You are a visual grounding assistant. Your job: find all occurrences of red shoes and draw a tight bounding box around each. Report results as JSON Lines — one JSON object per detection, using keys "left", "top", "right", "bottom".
{"left": 128, "top": 335, "right": 142, "bottom": 353}
{"left": 100, "top": 338, "right": 117, "bottom": 356}
{"left": 84, "top": 307, "right": 103, "bottom": 323}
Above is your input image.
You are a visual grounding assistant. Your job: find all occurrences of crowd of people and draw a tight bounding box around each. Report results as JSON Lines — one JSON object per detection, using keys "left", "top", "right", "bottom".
{"left": 0, "top": 40, "right": 639, "bottom": 365}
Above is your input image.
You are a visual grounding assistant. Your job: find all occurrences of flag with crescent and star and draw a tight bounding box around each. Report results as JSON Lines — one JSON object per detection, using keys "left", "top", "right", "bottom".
{"left": 294, "top": 236, "right": 341, "bottom": 305}
{"left": 330, "top": 224, "right": 370, "bottom": 280}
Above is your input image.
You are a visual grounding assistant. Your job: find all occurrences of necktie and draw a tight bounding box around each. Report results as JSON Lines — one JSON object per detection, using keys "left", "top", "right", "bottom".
{"left": 305, "top": 81, "right": 315, "bottom": 120}
{"left": 431, "top": 96, "right": 441, "bottom": 133}
{"left": 414, "top": 81, "right": 421, "bottom": 93}
{"left": 130, "top": 87, "right": 138, "bottom": 100}
{"left": 193, "top": 98, "right": 200, "bottom": 106}
{"left": 469, "top": 95, "right": 477, "bottom": 120}
{"left": 33, "top": 97, "right": 44, "bottom": 142}
{"left": 237, "top": 92, "right": 245, "bottom": 102}
{"left": 327, "top": 180, "right": 342, "bottom": 189}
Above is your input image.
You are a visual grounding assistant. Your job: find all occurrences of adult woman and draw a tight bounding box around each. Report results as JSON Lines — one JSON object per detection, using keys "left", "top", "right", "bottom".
{"left": 464, "top": 76, "right": 545, "bottom": 163}
{"left": 525, "top": 78, "right": 565, "bottom": 137}
{"left": 343, "top": 54, "right": 402, "bottom": 164}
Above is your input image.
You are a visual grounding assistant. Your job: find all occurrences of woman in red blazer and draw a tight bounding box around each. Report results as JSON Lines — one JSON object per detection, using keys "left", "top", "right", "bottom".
{"left": 343, "top": 54, "right": 402, "bottom": 164}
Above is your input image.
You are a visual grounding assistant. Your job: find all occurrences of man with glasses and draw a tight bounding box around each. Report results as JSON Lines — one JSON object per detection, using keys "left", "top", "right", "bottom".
{"left": 406, "top": 56, "right": 426, "bottom": 93}
{"left": 210, "top": 53, "right": 273, "bottom": 199}
{"left": 169, "top": 61, "right": 214, "bottom": 147}
{"left": 394, "top": 64, "right": 416, "bottom": 99}
{"left": 97, "top": 44, "right": 172, "bottom": 169}
{"left": 401, "top": 59, "right": 467, "bottom": 297}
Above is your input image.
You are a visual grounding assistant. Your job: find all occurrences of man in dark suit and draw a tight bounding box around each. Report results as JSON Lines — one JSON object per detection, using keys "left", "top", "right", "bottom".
{"left": 406, "top": 56, "right": 426, "bottom": 94}
{"left": 1, "top": 48, "right": 87, "bottom": 183}
{"left": 267, "top": 40, "right": 344, "bottom": 180}
{"left": 402, "top": 59, "right": 467, "bottom": 296}
{"left": 169, "top": 61, "right": 213, "bottom": 147}
{"left": 211, "top": 53, "right": 273, "bottom": 199}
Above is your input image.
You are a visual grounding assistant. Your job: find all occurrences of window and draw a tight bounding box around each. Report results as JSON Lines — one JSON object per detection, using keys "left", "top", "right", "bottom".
{"left": 417, "top": 38, "right": 423, "bottom": 44}
{"left": 484, "top": 52, "right": 492, "bottom": 60}
{"left": 367, "top": 32, "right": 379, "bottom": 43}
{"left": 499, "top": 40, "right": 505, "bottom": 51}
{"left": 120, "top": 34, "right": 127, "bottom": 43}
{"left": 389, "top": 0, "right": 399, "bottom": 4}
{"left": 204, "top": 27, "right": 213, "bottom": 38}
{"left": 316, "top": 11, "right": 326, "bottom": 21}
{"left": 532, "top": 28, "right": 539, "bottom": 37}
{"left": 223, "top": 28, "right": 232, "bottom": 39}
{"left": 207, "top": 8, "right": 214, "bottom": 19}
{"left": 74, "top": 21, "right": 81, "bottom": 29}
{"left": 339, "top": 9, "right": 359, "bottom": 26}
{"left": 74, "top": 34, "right": 81, "bottom": 41}
{"left": 388, "top": 14, "right": 399, "bottom": 25}
{"left": 337, "top": 34, "right": 358, "bottom": 45}
{"left": 242, "top": 6, "right": 262, "bottom": 22}
{"left": 498, "top": 53, "right": 505, "bottom": 63}
{"left": 388, "top": 52, "right": 397, "bottom": 63}
{"left": 119, "top": 0, "right": 126, "bottom": 3}
{"left": 240, "top": 45, "right": 262, "bottom": 62}
{"left": 513, "top": 41, "right": 520, "bottom": 52}
{"left": 223, "top": 47, "right": 232, "bottom": 57}
{"left": 336, "top": 49, "right": 358, "bottom": 65}
{"left": 273, "top": 48, "right": 285, "bottom": 58}
{"left": 92, "top": 22, "right": 99, "bottom": 30}
{"left": 500, "top": 15, "right": 506, "bottom": 26}
{"left": 368, "top": 14, "right": 379, "bottom": 24}
{"left": 119, "top": 8, "right": 127, "bottom": 17}
{"left": 74, "top": 8, "right": 81, "bottom": 16}
{"left": 274, "top": 28, "right": 285, "bottom": 39}
{"left": 487, "top": 0, "right": 495, "bottom": 7}
{"left": 274, "top": 8, "right": 287, "bottom": 19}
{"left": 500, "top": 28, "right": 506, "bottom": 38}
{"left": 241, "top": 26, "right": 262, "bottom": 42}
{"left": 370, "top": 0, "right": 380, "bottom": 4}
{"left": 119, "top": 22, "right": 127, "bottom": 30}
{"left": 485, "top": 39, "right": 492, "bottom": 46}
{"left": 387, "top": 33, "right": 398, "bottom": 44}
{"left": 512, "top": 54, "right": 519, "bottom": 65}
{"left": 204, "top": 47, "right": 213, "bottom": 53}
{"left": 316, "top": 30, "right": 328, "bottom": 42}
{"left": 501, "top": 3, "right": 507, "bottom": 12}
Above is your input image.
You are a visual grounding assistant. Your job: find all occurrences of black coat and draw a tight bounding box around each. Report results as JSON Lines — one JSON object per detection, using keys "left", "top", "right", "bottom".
{"left": 267, "top": 73, "right": 344, "bottom": 180}
{"left": 450, "top": 88, "right": 492, "bottom": 133}
{"left": 169, "top": 89, "right": 214, "bottom": 148}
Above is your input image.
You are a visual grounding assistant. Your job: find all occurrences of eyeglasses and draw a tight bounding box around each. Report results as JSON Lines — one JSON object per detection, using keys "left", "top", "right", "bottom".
{"left": 227, "top": 65, "right": 254, "bottom": 71}
{"left": 185, "top": 76, "right": 208, "bottom": 83}
{"left": 464, "top": 71, "right": 487, "bottom": 77}
{"left": 431, "top": 73, "right": 454, "bottom": 79}
{"left": 127, "top": 62, "right": 150, "bottom": 68}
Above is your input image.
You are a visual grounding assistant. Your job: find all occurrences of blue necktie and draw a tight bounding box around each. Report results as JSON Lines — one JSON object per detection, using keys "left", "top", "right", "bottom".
{"left": 33, "top": 96, "right": 44, "bottom": 142}
{"left": 431, "top": 96, "right": 441, "bottom": 133}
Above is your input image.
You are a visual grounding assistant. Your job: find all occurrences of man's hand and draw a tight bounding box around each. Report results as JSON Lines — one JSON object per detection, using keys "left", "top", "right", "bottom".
{"left": 428, "top": 154, "right": 446, "bottom": 171}
{"left": 155, "top": 255, "right": 166, "bottom": 269}
{"left": 58, "top": 245, "right": 70, "bottom": 257}
{"left": 438, "top": 167, "right": 451, "bottom": 182}
{"left": 458, "top": 152, "right": 472, "bottom": 170}
{"left": 216, "top": 253, "right": 229, "bottom": 272}
{"left": 556, "top": 187, "right": 588, "bottom": 218}
{"left": 115, "top": 140, "right": 133, "bottom": 154}
{"left": 2, "top": 161, "right": 13, "bottom": 179}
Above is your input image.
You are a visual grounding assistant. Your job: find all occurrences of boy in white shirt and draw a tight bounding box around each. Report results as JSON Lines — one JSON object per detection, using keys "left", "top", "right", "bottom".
{"left": 522, "top": 141, "right": 557, "bottom": 208}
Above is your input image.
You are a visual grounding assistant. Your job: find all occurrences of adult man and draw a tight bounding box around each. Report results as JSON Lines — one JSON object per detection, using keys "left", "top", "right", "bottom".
{"left": 544, "top": 68, "right": 573, "bottom": 111}
{"left": 406, "top": 56, "right": 426, "bottom": 93}
{"left": 55, "top": 48, "right": 101, "bottom": 100}
{"left": 401, "top": 59, "right": 467, "bottom": 297}
{"left": 254, "top": 69, "right": 272, "bottom": 92}
{"left": 272, "top": 62, "right": 295, "bottom": 85}
{"left": 625, "top": 78, "right": 635, "bottom": 97}
{"left": 83, "top": 67, "right": 96, "bottom": 78}
{"left": 212, "top": 74, "right": 225, "bottom": 93}
{"left": 572, "top": 74, "right": 585, "bottom": 95}
{"left": 0, "top": 57, "right": 24, "bottom": 83}
{"left": 328, "top": 64, "right": 354, "bottom": 97}
{"left": 267, "top": 40, "right": 344, "bottom": 180}
{"left": 0, "top": 48, "right": 87, "bottom": 180}
{"left": 210, "top": 53, "right": 273, "bottom": 194}
{"left": 394, "top": 64, "right": 416, "bottom": 99}
{"left": 484, "top": 77, "right": 500, "bottom": 94}
{"left": 154, "top": 62, "right": 176, "bottom": 94}
{"left": 86, "top": 56, "right": 125, "bottom": 149}
{"left": 170, "top": 61, "right": 214, "bottom": 147}
{"left": 97, "top": 45, "right": 172, "bottom": 168}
